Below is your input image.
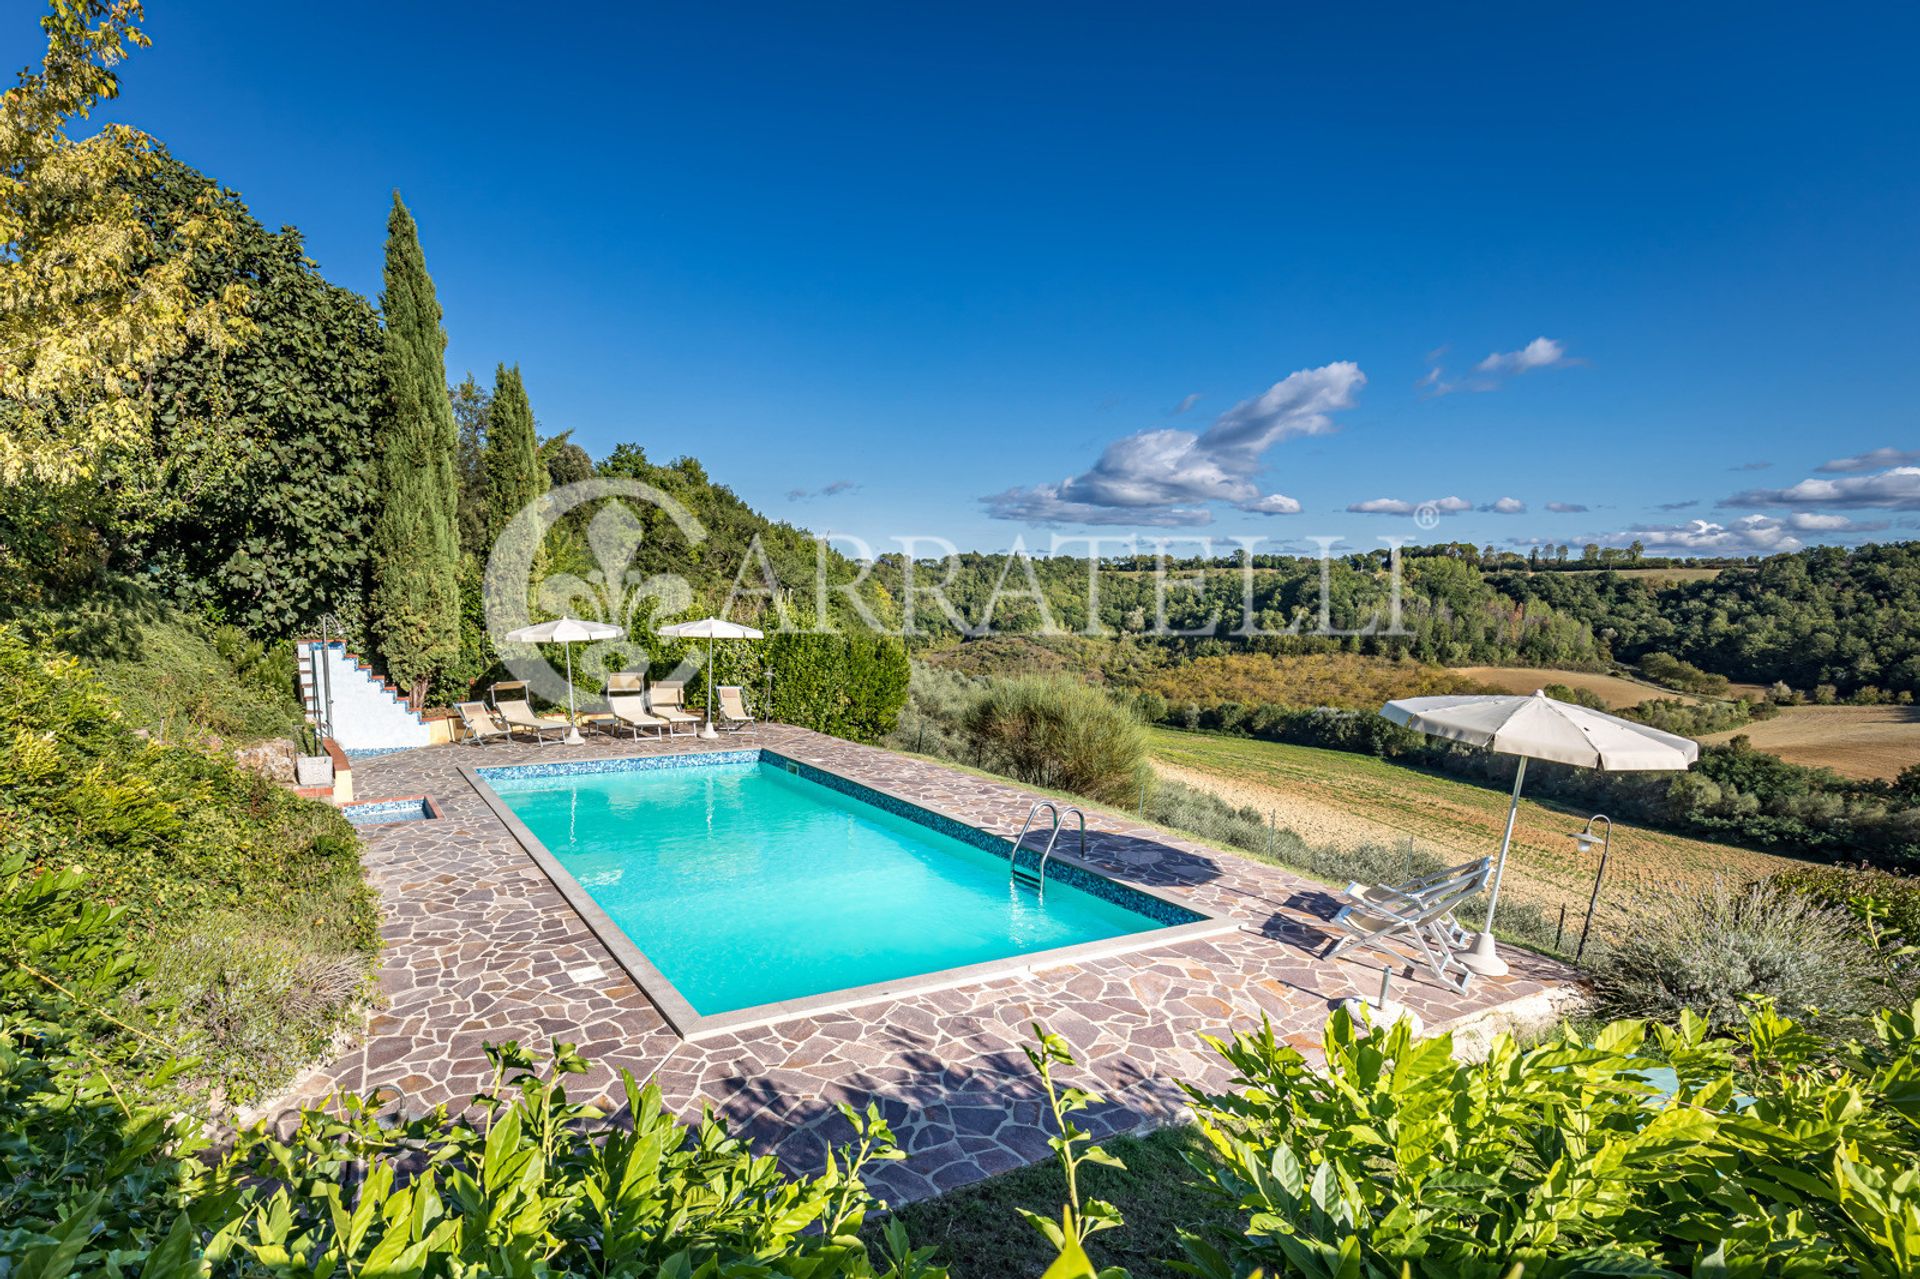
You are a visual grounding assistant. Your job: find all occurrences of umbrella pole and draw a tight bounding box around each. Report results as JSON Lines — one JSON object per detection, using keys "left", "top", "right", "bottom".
{"left": 563, "top": 642, "right": 585, "bottom": 746}
{"left": 1461, "top": 755, "right": 1527, "bottom": 978}
{"left": 699, "top": 633, "right": 718, "bottom": 739}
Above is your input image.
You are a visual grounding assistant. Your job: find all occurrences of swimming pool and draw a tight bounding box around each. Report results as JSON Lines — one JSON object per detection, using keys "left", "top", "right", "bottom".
{"left": 469, "top": 749, "right": 1229, "bottom": 1037}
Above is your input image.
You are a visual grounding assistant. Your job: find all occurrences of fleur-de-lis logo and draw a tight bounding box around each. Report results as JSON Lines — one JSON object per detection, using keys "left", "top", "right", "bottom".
{"left": 483, "top": 479, "right": 707, "bottom": 703}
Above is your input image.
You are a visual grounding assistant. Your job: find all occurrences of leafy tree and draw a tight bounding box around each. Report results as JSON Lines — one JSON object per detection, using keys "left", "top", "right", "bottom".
{"left": 481, "top": 362, "right": 545, "bottom": 543}
{"left": 0, "top": 0, "right": 251, "bottom": 485}
{"left": 450, "top": 371, "right": 491, "bottom": 556}
{"left": 368, "top": 194, "right": 461, "bottom": 705}
{"left": 113, "top": 158, "right": 382, "bottom": 635}
{"left": 544, "top": 431, "right": 594, "bottom": 487}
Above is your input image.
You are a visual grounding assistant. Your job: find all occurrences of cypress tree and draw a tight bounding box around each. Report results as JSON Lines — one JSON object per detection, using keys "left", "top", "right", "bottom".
{"left": 369, "top": 193, "right": 461, "bottom": 707}
{"left": 481, "top": 363, "right": 546, "bottom": 543}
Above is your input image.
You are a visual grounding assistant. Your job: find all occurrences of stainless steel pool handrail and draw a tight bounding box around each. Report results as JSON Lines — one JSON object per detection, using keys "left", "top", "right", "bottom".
{"left": 1009, "top": 802, "right": 1087, "bottom": 900}
{"left": 1009, "top": 801, "right": 1059, "bottom": 890}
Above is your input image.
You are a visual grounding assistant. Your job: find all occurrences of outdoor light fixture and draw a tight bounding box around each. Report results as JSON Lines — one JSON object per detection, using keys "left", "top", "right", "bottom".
{"left": 1568, "top": 813, "right": 1613, "bottom": 961}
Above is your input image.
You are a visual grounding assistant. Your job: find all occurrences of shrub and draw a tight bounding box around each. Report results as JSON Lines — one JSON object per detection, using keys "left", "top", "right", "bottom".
{"left": 887, "top": 662, "right": 980, "bottom": 759}
{"left": 1622, "top": 695, "right": 1754, "bottom": 736}
{"left": 1640, "top": 650, "right": 1731, "bottom": 697}
{"left": 1587, "top": 878, "right": 1889, "bottom": 1031}
{"left": 1541, "top": 680, "right": 1607, "bottom": 710}
{"left": 6, "top": 586, "right": 302, "bottom": 745}
{"left": 0, "top": 627, "right": 375, "bottom": 1103}
{"left": 962, "top": 675, "right": 1146, "bottom": 804}
{"left": 1770, "top": 862, "right": 1920, "bottom": 948}
{"left": 1176, "top": 999, "right": 1920, "bottom": 1276}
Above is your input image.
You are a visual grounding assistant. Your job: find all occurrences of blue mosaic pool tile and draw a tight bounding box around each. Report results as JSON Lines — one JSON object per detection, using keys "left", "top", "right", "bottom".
{"left": 343, "top": 797, "right": 437, "bottom": 825}
{"left": 477, "top": 749, "right": 759, "bottom": 783}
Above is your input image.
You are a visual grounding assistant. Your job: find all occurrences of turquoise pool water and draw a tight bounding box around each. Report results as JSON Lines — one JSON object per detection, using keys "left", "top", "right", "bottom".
{"left": 485, "top": 758, "right": 1179, "bottom": 1015}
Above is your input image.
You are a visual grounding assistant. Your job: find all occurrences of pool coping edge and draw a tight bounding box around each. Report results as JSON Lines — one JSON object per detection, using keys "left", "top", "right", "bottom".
{"left": 456, "top": 749, "right": 1241, "bottom": 1042}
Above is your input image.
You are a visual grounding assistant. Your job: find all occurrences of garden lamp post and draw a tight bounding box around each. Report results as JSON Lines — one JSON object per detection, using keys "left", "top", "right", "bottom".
{"left": 1570, "top": 813, "right": 1613, "bottom": 962}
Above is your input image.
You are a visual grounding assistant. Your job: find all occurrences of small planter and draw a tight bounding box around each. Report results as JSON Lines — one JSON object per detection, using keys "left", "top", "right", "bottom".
{"left": 294, "top": 754, "right": 335, "bottom": 788}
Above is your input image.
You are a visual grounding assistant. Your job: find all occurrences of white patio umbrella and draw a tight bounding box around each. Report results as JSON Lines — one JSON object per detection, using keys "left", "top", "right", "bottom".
{"left": 1379, "top": 689, "right": 1698, "bottom": 976}
{"left": 655, "top": 617, "right": 765, "bottom": 739}
{"left": 503, "top": 616, "right": 626, "bottom": 745}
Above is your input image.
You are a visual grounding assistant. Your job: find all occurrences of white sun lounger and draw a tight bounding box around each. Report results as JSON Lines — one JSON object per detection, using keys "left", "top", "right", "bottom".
{"left": 645, "top": 681, "right": 701, "bottom": 736}
{"left": 454, "top": 701, "right": 511, "bottom": 746}
{"left": 489, "top": 681, "right": 570, "bottom": 745}
{"left": 605, "top": 674, "right": 670, "bottom": 739}
{"left": 1325, "top": 858, "right": 1491, "bottom": 992}
{"left": 1341, "top": 856, "right": 1491, "bottom": 952}
{"left": 714, "top": 685, "right": 755, "bottom": 733}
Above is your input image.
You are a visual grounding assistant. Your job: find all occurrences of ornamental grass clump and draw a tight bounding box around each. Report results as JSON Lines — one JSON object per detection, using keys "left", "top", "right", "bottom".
{"left": 1588, "top": 877, "right": 1890, "bottom": 1032}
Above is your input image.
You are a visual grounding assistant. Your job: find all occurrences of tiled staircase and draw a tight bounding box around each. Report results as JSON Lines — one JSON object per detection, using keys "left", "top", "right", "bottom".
{"left": 299, "top": 639, "right": 433, "bottom": 753}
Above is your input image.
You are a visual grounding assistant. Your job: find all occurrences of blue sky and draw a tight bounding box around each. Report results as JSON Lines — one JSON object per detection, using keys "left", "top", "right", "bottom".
{"left": 30, "top": 1, "right": 1920, "bottom": 555}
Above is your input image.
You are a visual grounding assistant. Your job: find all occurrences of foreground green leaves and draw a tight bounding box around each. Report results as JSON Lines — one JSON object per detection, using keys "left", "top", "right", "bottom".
{"left": 4, "top": 1030, "right": 948, "bottom": 1279}
{"left": 1175, "top": 1001, "right": 1920, "bottom": 1278}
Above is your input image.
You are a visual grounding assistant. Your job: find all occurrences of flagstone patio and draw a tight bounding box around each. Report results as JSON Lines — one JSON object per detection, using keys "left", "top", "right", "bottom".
{"left": 279, "top": 724, "right": 1576, "bottom": 1203}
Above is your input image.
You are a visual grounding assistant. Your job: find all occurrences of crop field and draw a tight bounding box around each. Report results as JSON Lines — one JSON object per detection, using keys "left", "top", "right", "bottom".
{"left": 1146, "top": 727, "right": 1803, "bottom": 932}
{"left": 1451, "top": 665, "right": 1700, "bottom": 709}
{"left": 1700, "top": 704, "right": 1920, "bottom": 780}
{"left": 1146, "top": 651, "right": 1489, "bottom": 710}
{"left": 1550, "top": 566, "right": 1725, "bottom": 584}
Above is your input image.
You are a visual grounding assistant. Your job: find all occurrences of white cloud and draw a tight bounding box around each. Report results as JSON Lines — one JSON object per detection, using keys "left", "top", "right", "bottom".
{"left": 1783, "top": 512, "right": 1890, "bottom": 532}
{"left": 1654, "top": 499, "right": 1698, "bottom": 511}
{"left": 1609, "top": 515, "right": 1805, "bottom": 555}
{"left": 983, "top": 362, "right": 1363, "bottom": 526}
{"left": 1726, "top": 466, "right": 1920, "bottom": 510}
{"left": 1482, "top": 497, "right": 1527, "bottom": 514}
{"left": 1171, "top": 392, "right": 1203, "bottom": 415}
{"left": 1476, "top": 336, "right": 1569, "bottom": 375}
{"left": 979, "top": 490, "right": 1213, "bottom": 527}
{"left": 1345, "top": 495, "right": 1472, "bottom": 516}
{"left": 1240, "top": 493, "right": 1303, "bottom": 515}
{"left": 1545, "top": 501, "right": 1589, "bottom": 513}
{"left": 1816, "top": 447, "right": 1920, "bottom": 474}
{"left": 1424, "top": 336, "right": 1574, "bottom": 396}
{"left": 1609, "top": 510, "right": 1891, "bottom": 554}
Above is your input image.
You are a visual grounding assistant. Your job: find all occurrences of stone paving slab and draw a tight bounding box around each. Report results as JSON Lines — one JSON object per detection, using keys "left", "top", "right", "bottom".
{"left": 281, "top": 724, "right": 1573, "bottom": 1203}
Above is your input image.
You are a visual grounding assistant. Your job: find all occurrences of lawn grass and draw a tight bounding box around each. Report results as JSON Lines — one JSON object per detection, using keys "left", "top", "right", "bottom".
{"left": 872, "top": 1126, "right": 1232, "bottom": 1278}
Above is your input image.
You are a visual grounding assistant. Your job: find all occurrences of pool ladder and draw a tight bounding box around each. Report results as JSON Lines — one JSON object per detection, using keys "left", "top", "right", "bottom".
{"left": 1008, "top": 801, "right": 1085, "bottom": 900}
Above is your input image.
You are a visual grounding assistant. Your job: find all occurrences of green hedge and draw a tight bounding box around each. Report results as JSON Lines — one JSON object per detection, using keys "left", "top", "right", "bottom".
{"left": 703, "top": 630, "right": 911, "bottom": 743}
